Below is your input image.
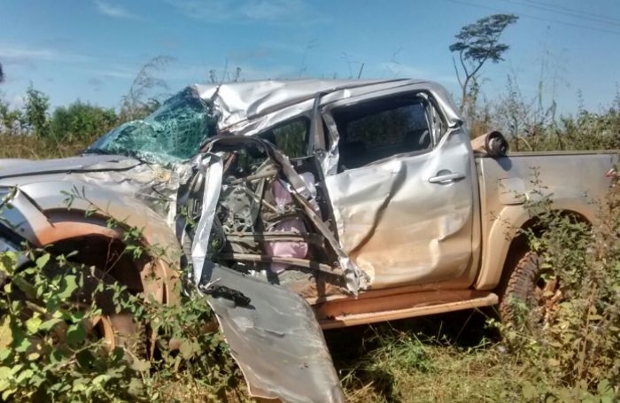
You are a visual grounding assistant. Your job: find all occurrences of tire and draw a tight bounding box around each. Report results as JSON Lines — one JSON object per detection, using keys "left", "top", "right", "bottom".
{"left": 498, "top": 250, "right": 543, "bottom": 326}
{"left": 6, "top": 260, "right": 146, "bottom": 358}
{"left": 71, "top": 263, "right": 146, "bottom": 357}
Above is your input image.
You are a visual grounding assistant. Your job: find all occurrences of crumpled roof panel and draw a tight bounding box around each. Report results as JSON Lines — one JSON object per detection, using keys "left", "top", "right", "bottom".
{"left": 194, "top": 78, "right": 416, "bottom": 128}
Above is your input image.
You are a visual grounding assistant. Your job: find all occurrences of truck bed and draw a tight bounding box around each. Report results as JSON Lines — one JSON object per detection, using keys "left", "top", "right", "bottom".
{"left": 473, "top": 150, "right": 619, "bottom": 290}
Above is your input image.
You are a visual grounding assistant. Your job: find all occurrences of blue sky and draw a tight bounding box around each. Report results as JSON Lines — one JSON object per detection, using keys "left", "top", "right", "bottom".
{"left": 1, "top": 0, "right": 619, "bottom": 114}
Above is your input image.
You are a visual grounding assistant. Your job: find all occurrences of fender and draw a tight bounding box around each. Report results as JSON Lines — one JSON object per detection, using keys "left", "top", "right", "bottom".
{"left": 474, "top": 185, "right": 597, "bottom": 290}
{"left": 2, "top": 181, "right": 182, "bottom": 304}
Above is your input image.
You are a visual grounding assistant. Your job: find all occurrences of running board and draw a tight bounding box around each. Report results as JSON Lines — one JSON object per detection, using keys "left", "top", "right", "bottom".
{"left": 318, "top": 291, "right": 498, "bottom": 329}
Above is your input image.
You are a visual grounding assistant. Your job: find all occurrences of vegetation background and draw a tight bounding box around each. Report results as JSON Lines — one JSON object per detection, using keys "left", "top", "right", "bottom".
{"left": 0, "top": 12, "right": 619, "bottom": 403}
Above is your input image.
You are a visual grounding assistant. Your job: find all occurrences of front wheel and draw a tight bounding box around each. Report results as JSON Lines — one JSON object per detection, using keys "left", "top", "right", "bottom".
{"left": 2, "top": 259, "right": 145, "bottom": 358}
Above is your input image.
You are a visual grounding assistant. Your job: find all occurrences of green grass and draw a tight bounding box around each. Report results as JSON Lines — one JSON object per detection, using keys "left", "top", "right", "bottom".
{"left": 147, "top": 309, "right": 535, "bottom": 403}
{"left": 0, "top": 134, "right": 97, "bottom": 160}
{"left": 327, "top": 310, "right": 530, "bottom": 403}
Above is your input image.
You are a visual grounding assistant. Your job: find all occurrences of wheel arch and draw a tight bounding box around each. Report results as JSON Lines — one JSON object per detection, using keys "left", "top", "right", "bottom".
{"left": 9, "top": 181, "right": 182, "bottom": 305}
{"left": 474, "top": 201, "right": 593, "bottom": 291}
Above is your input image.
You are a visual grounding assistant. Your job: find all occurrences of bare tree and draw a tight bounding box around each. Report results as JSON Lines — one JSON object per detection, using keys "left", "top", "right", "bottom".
{"left": 449, "top": 14, "right": 519, "bottom": 114}
{"left": 120, "top": 56, "right": 175, "bottom": 120}
{"left": 209, "top": 64, "right": 242, "bottom": 84}
{"left": 0, "top": 62, "right": 5, "bottom": 84}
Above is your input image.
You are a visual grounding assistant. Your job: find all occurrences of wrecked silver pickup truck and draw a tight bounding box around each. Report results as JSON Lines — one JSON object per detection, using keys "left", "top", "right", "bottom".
{"left": 0, "top": 79, "right": 617, "bottom": 402}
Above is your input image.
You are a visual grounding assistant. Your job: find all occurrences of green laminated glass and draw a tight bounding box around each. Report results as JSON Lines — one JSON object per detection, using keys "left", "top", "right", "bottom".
{"left": 87, "top": 87, "right": 215, "bottom": 165}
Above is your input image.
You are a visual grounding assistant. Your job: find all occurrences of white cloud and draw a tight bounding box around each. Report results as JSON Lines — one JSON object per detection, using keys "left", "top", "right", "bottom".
{"left": 86, "top": 69, "right": 135, "bottom": 79}
{"left": 94, "top": 1, "right": 136, "bottom": 19}
{"left": 0, "top": 44, "right": 93, "bottom": 64}
{"left": 0, "top": 42, "right": 140, "bottom": 83}
{"left": 163, "top": 0, "right": 326, "bottom": 25}
{"left": 0, "top": 46, "right": 57, "bottom": 62}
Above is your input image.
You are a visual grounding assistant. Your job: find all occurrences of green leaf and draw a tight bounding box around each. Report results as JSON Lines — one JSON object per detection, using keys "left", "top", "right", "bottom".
{"left": 179, "top": 340, "right": 200, "bottom": 359}
{"left": 25, "top": 315, "right": 42, "bottom": 334}
{"left": 35, "top": 254, "right": 50, "bottom": 269}
{"left": 15, "top": 368, "right": 33, "bottom": 384}
{"left": 92, "top": 374, "right": 110, "bottom": 386}
{"left": 9, "top": 364, "right": 23, "bottom": 375}
{"left": 71, "top": 378, "right": 87, "bottom": 392}
{"left": 50, "top": 349, "right": 67, "bottom": 364}
{"left": 14, "top": 336, "right": 31, "bottom": 353}
{"left": 0, "top": 320, "right": 12, "bottom": 351}
{"left": 0, "top": 349, "right": 10, "bottom": 361}
{"left": 522, "top": 382, "right": 538, "bottom": 400}
{"left": 56, "top": 275, "right": 79, "bottom": 300}
{"left": 128, "top": 377, "right": 144, "bottom": 396}
{"left": 1, "top": 388, "right": 15, "bottom": 401}
{"left": 0, "top": 253, "right": 16, "bottom": 276}
{"left": 68, "top": 311, "right": 85, "bottom": 322}
{"left": 0, "top": 366, "right": 12, "bottom": 384}
{"left": 39, "top": 318, "right": 63, "bottom": 332}
{"left": 66, "top": 323, "right": 86, "bottom": 346}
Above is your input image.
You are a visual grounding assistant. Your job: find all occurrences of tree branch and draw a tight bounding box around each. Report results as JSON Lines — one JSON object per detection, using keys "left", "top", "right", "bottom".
{"left": 452, "top": 57, "right": 463, "bottom": 88}
{"left": 459, "top": 49, "right": 469, "bottom": 80}
{"left": 470, "top": 55, "right": 489, "bottom": 81}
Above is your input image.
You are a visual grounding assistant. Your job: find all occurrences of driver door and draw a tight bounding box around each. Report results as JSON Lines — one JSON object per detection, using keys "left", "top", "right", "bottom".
{"left": 323, "top": 91, "right": 476, "bottom": 289}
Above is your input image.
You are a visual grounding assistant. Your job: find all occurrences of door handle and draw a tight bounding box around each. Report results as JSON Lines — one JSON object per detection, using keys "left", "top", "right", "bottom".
{"left": 428, "top": 172, "right": 465, "bottom": 184}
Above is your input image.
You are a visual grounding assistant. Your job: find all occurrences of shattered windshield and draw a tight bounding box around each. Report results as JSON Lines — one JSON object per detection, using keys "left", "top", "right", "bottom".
{"left": 86, "top": 87, "right": 216, "bottom": 165}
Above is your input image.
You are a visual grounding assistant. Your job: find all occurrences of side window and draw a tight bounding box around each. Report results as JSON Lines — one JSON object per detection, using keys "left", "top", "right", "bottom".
{"left": 334, "top": 95, "right": 437, "bottom": 170}
{"left": 260, "top": 118, "right": 309, "bottom": 159}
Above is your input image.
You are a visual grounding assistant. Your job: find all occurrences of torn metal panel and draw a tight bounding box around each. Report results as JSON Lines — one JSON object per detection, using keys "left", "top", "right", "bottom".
{"left": 0, "top": 187, "right": 55, "bottom": 244}
{"left": 193, "top": 79, "right": 462, "bottom": 178}
{"left": 206, "top": 264, "right": 346, "bottom": 403}
{"left": 190, "top": 154, "right": 223, "bottom": 283}
{"left": 201, "top": 136, "right": 367, "bottom": 295}
{"left": 194, "top": 79, "right": 403, "bottom": 130}
{"left": 321, "top": 112, "right": 342, "bottom": 176}
{"left": 72, "top": 162, "right": 194, "bottom": 225}
{"left": 192, "top": 79, "right": 464, "bottom": 134}
{"left": 324, "top": 129, "right": 475, "bottom": 289}
{"left": 0, "top": 155, "right": 141, "bottom": 181}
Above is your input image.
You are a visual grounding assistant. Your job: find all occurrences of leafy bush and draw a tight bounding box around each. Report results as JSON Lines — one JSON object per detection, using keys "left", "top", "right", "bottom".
{"left": 492, "top": 168, "right": 620, "bottom": 401}
{"left": 23, "top": 85, "right": 51, "bottom": 139}
{"left": 50, "top": 102, "right": 118, "bottom": 143}
{"left": 0, "top": 251, "right": 242, "bottom": 402}
{"left": 0, "top": 252, "right": 143, "bottom": 402}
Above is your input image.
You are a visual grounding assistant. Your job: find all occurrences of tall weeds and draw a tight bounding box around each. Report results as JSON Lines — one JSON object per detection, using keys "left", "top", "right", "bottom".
{"left": 494, "top": 167, "right": 620, "bottom": 401}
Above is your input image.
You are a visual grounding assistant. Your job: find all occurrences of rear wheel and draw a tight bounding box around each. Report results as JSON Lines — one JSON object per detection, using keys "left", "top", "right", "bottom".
{"left": 499, "top": 250, "right": 561, "bottom": 329}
